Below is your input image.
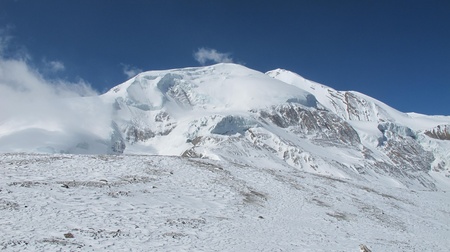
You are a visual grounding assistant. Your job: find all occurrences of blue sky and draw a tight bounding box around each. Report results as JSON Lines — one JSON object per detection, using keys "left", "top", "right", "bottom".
{"left": 0, "top": 0, "right": 449, "bottom": 115}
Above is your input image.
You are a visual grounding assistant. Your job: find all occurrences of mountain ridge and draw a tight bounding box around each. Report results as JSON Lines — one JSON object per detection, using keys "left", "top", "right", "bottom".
{"left": 1, "top": 63, "right": 449, "bottom": 190}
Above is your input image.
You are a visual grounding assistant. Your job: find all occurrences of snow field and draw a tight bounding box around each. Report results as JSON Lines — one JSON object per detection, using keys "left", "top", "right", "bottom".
{"left": 1, "top": 153, "right": 449, "bottom": 251}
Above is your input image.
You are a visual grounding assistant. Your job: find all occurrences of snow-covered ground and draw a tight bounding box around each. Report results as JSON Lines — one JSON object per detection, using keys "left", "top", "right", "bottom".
{"left": 1, "top": 153, "right": 449, "bottom": 251}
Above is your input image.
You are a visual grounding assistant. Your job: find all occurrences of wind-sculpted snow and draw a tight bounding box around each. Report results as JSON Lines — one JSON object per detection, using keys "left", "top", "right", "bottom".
{"left": 286, "top": 93, "right": 318, "bottom": 107}
{"left": 105, "top": 63, "right": 316, "bottom": 112}
{"left": 377, "top": 122, "right": 417, "bottom": 142}
{"left": 1, "top": 153, "right": 449, "bottom": 251}
{"left": 211, "top": 115, "right": 260, "bottom": 135}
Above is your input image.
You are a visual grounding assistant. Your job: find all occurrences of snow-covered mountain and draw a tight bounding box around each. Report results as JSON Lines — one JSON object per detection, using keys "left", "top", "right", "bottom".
{"left": 1, "top": 63, "right": 449, "bottom": 190}
{"left": 2, "top": 63, "right": 450, "bottom": 251}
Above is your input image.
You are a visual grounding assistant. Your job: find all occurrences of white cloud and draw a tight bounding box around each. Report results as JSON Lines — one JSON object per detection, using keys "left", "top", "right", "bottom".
{"left": 0, "top": 34, "right": 9, "bottom": 56}
{"left": 45, "top": 60, "right": 65, "bottom": 72}
{"left": 121, "top": 63, "right": 142, "bottom": 79}
{"left": 194, "top": 48, "right": 233, "bottom": 65}
{"left": 0, "top": 53, "right": 99, "bottom": 115}
{"left": 0, "top": 32, "right": 110, "bottom": 145}
{"left": 0, "top": 26, "right": 29, "bottom": 60}
{"left": 0, "top": 28, "right": 12, "bottom": 56}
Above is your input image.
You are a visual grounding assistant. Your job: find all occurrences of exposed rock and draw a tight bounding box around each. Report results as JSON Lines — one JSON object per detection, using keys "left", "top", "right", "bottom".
{"left": 181, "top": 148, "right": 203, "bottom": 158}
{"left": 63, "top": 233, "right": 74, "bottom": 239}
{"left": 359, "top": 244, "right": 372, "bottom": 252}
{"left": 155, "top": 111, "right": 171, "bottom": 122}
{"left": 125, "top": 126, "right": 156, "bottom": 143}
{"left": 377, "top": 123, "right": 434, "bottom": 174}
{"left": 424, "top": 124, "right": 450, "bottom": 140}
{"left": 260, "top": 103, "right": 361, "bottom": 147}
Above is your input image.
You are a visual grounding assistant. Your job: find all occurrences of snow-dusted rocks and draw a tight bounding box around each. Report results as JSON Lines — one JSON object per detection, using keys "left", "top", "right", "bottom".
{"left": 259, "top": 103, "right": 361, "bottom": 146}
{"left": 424, "top": 124, "right": 450, "bottom": 140}
{"left": 266, "top": 68, "right": 397, "bottom": 122}
{"left": 360, "top": 244, "right": 372, "bottom": 252}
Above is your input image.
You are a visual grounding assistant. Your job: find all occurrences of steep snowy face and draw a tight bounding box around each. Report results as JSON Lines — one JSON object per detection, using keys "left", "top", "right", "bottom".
{"left": 265, "top": 68, "right": 450, "bottom": 187}
{"left": 99, "top": 63, "right": 321, "bottom": 156}
{"left": 266, "top": 69, "right": 400, "bottom": 122}
{"left": 103, "top": 64, "right": 317, "bottom": 113}
{"left": 266, "top": 69, "right": 450, "bottom": 126}
{"left": 259, "top": 103, "right": 361, "bottom": 147}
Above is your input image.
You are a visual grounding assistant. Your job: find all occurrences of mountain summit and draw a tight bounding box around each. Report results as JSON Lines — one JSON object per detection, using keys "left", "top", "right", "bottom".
{"left": 1, "top": 63, "right": 449, "bottom": 189}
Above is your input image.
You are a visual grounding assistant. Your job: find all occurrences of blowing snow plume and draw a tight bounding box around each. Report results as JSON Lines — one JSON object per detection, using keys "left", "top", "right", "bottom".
{"left": 0, "top": 35, "right": 112, "bottom": 154}
{"left": 121, "top": 63, "right": 143, "bottom": 79}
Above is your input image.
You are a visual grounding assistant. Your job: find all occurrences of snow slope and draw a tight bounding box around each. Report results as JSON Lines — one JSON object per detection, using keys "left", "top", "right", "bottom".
{"left": 1, "top": 153, "right": 449, "bottom": 251}
{"left": 266, "top": 68, "right": 450, "bottom": 185}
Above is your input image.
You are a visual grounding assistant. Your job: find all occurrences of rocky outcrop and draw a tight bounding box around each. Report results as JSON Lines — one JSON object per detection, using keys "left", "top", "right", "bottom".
{"left": 125, "top": 126, "right": 156, "bottom": 143}
{"left": 424, "top": 124, "right": 450, "bottom": 140}
{"left": 378, "top": 122, "right": 434, "bottom": 173}
{"left": 120, "top": 111, "right": 176, "bottom": 144}
{"left": 260, "top": 103, "right": 361, "bottom": 147}
{"left": 359, "top": 244, "right": 372, "bottom": 252}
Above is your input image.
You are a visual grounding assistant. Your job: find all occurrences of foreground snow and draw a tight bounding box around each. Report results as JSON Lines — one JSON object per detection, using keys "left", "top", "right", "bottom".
{"left": 1, "top": 153, "right": 449, "bottom": 251}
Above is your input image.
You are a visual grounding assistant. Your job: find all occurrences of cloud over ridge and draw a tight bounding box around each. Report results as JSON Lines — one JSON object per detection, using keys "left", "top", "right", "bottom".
{"left": 121, "top": 63, "right": 143, "bottom": 79}
{"left": 194, "top": 48, "right": 233, "bottom": 65}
